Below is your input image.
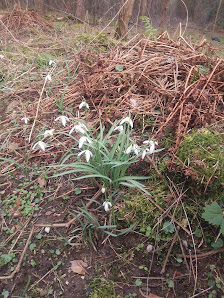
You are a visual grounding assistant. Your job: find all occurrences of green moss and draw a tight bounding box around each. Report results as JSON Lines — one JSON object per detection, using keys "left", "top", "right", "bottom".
{"left": 88, "top": 278, "right": 115, "bottom": 298}
{"left": 115, "top": 186, "right": 167, "bottom": 230}
{"left": 176, "top": 128, "right": 224, "bottom": 195}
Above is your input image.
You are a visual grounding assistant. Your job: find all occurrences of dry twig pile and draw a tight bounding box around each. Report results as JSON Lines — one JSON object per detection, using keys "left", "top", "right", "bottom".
{"left": 0, "top": 3, "right": 54, "bottom": 31}
{"left": 62, "top": 35, "right": 224, "bottom": 150}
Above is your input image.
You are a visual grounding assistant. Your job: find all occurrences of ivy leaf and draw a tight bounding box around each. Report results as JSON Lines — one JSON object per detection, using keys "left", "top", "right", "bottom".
{"left": 75, "top": 187, "right": 82, "bottom": 195}
{"left": 211, "top": 238, "right": 223, "bottom": 249}
{"left": 162, "top": 221, "right": 175, "bottom": 234}
{"left": 135, "top": 279, "right": 142, "bottom": 286}
{"left": 202, "top": 202, "right": 223, "bottom": 226}
{"left": 115, "top": 65, "right": 123, "bottom": 71}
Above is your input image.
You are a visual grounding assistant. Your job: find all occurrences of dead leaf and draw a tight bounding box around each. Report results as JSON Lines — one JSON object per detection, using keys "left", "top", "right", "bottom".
{"left": 8, "top": 142, "right": 19, "bottom": 152}
{"left": 70, "top": 260, "right": 87, "bottom": 275}
{"left": 37, "top": 176, "right": 46, "bottom": 189}
{"left": 139, "top": 288, "right": 161, "bottom": 298}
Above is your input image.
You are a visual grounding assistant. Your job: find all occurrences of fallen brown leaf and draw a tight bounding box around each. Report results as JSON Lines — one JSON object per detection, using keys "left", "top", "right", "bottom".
{"left": 37, "top": 176, "right": 46, "bottom": 189}
{"left": 70, "top": 260, "right": 87, "bottom": 275}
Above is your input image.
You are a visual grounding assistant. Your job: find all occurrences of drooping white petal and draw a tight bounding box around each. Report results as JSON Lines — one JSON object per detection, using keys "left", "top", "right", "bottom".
{"left": 125, "top": 144, "right": 133, "bottom": 154}
{"left": 55, "top": 115, "right": 69, "bottom": 127}
{"left": 39, "top": 141, "right": 47, "bottom": 151}
{"left": 44, "top": 129, "right": 54, "bottom": 137}
{"left": 21, "top": 116, "right": 29, "bottom": 124}
{"left": 49, "top": 60, "right": 56, "bottom": 66}
{"left": 79, "top": 101, "right": 89, "bottom": 110}
{"left": 79, "top": 136, "right": 92, "bottom": 148}
{"left": 78, "top": 150, "right": 93, "bottom": 162}
{"left": 85, "top": 150, "right": 93, "bottom": 162}
{"left": 133, "top": 144, "right": 140, "bottom": 155}
{"left": 0, "top": 55, "right": 4, "bottom": 59}
{"left": 113, "top": 125, "right": 124, "bottom": 132}
{"left": 103, "top": 201, "right": 112, "bottom": 212}
{"left": 101, "top": 187, "right": 106, "bottom": 194}
{"left": 120, "top": 116, "right": 133, "bottom": 128}
{"left": 32, "top": 141, "right": 47, "bottom": 152}
{"left": 70, "top": 122, "right": 88, "bottom": 135}
{"left": 142, "top": 148, "right": 149, "bottom": 160}
{"left": 45, "top": 74, "right": 52, "bottom": 82}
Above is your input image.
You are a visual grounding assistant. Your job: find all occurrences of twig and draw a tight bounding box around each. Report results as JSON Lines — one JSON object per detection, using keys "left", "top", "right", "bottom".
{"left": 160, "top": 229, "right": 178, "bottom": 274}
{"left": 28, "top": 77, "right": 48, "bottom": 143}
{"left": 0, "top": 225, "right": 34, "bottom": 280}
{"left": 176, "top": 248, "right": 224, "bottom": 259}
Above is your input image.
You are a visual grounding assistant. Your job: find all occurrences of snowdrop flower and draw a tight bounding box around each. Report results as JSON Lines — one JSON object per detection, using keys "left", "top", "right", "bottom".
{"left": 113, "top": 125, "right": 124, "bottom": 132}
{"left": 103, "top": 201, "right": 112, "bottom": 212}
{"left": 0, "top": 55, "right": 4, "bottom": 59}
{"left": 44, "top": 227, "right": 50, "bottom": 233}
{"left": 120, "top": 116, "right": 133, "bottom": 128}
{"left": 21, "top": 116, "right": 29, "bottom": 124}
{"left": 45, "top": 74, "right": 52, "bottom": 82}
{"left": 143, "top": 140, "right": 158, "bottom": 154}
{"left": 78, "top": 149, "right": 93, "bottom": 162}
{"left": 70, "top": 122, "right": 88, "bottom": 135}
{"left": 101, "top": 187, "right": 106, "bottom": 194}
{"left": 55, "top": 115, "right": 69, "bottom": 127}
{"left": 125, "top": 144, "right": 140, "bottom": 155}
{"left": 44, "top": 129, "right": 54, "bottom": 137}
{"left": 32, "top": 141, "right": 47, "bottom": 151}
{"left": 79, "top": 101, "right": 89, "bottom": 110}
{"left": 142, "top": 140, "right": 158, "bottom": 159}
{"left": 49, "top": 60, "right": 56, "bottom": 67}
{"left": 79, "top": 136, "right": 92, "bottom": 148}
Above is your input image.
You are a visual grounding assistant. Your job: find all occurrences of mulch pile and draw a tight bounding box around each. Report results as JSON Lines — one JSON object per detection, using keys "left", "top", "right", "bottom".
{"left": 61, "top": 34, "right": 224, "bottom": 150}
{"left": 0, "top": 3, "right": 54, "bottom": 31}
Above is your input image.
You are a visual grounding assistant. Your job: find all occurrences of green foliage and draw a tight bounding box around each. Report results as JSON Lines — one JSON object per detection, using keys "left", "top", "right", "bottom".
{"left": 35, "top": 54, "right": 51, "bottom": 68}
{"left": 176, "top": 129, "right": 224, "bottom": 195}
{"left": 3, "top": 181, "right": 44, "bottom": 218}
{"left": 202, "top": 202, "right": 224, "bottom": 236}
{"left": 0, "top": 253, "right": 15, "bottom": 267}
{"left": 53, "top": 119, "right": 154, "bottom": 196}
{"left": 88, "top": 278, "right": 115, "bottom": 298}
{"left": 139, "top": 16, "right": 157, "bottom": 40}
{"left": 162, "top": 221, "right": 175, "bottom": 234}
{"left": 71, "top": 201, "right": 136, "bottom": 249}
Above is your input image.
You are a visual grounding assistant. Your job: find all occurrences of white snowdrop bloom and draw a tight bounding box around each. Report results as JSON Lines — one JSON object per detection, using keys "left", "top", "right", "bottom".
{"left": 70, "top": 122, "right": 88, "bottom": 135}
{"left": 142, "top": 148, "right": 149, "bottom": 160}
{"left": 125, "top": 144, "right": 140, "bottom": 155}
{"left": 55, "top": 115, "right": 69, "bottom": 127}
{"left": 101, "top": 187, "right": 106, "bottom": 194}
{"left": 44, "top": 129, "right": 54, "bottom": 137}
{"left": 0, "top": 55, "right": 4, "bottom": 59}
{"left": 132, "top": 144, "right": 140, "bottom": 155}
{"left": 44, "top": 227, "right": 50, "bottom": 233}
{"left": 21, "top": 116, "right": 29, "bottom": 124}
{"left": 103, "top": 201, "right": 112, "bottom": 212}
{"left": 142, "top": 140, "right": 158, "bottom": 159}
{"left": 79, "top": 101, "right": 89, "bottom": 110}
{"left": 45, "top": 74, "right": 52, "bottom": 82}
{"left": 125, "top": 144, "right": 133, "bottom": 154}
{"left": 113, "top": 125, "right": 124, "bottom": 132}
{"left": 78, "top": 149, "right": 93, "bottom": 162}
{"left": 49, "top": 60, "right": 56, "bottom": 66}
{"left": 32, "top": 141, "right": 47, "bottom": 152}
{"left": 120, "top": 116, "right": 133, "bottom": 128}
{"left": 79, "top": 136, "right": 92, "bottom": 148}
